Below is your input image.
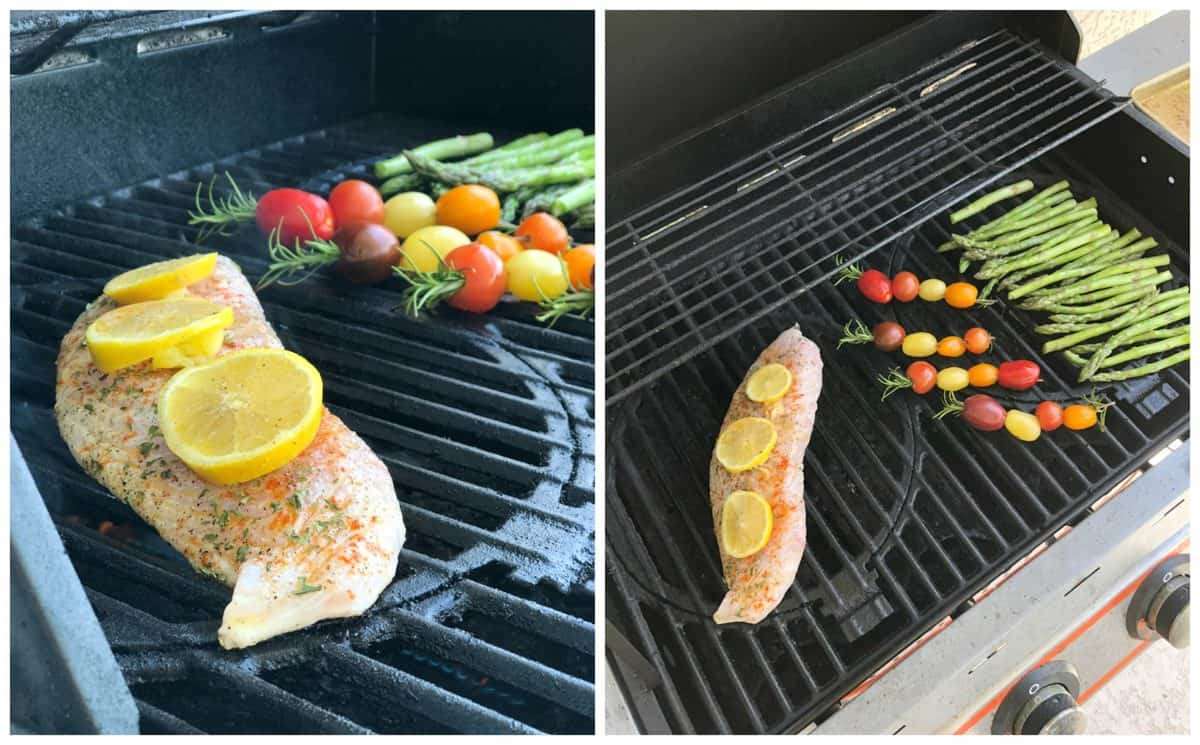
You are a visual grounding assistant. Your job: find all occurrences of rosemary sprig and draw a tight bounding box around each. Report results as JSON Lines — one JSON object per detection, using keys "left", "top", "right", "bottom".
{"left": 392, "top": 248, "right": 465, "bottom": 317}
{"left": 535, "top": 255, "right": 592, "bottom": 326}
{"left": 256, "top": 215, "right": 341, "bottom": 289}
{"left": 837, "top": 318, "right": 873, "bottom": 348}
{"left": 877, "top": 366, "right": 914, "bottom": 401}
{"left": 1083, "top": 390, "right": 1115, "bottom": 432}
{"left": 188, "top": 172, "right": 257, "bottom": 241}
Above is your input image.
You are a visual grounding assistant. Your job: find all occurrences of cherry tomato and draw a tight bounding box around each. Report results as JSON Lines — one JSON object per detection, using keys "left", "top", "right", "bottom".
{"left": 1005, "top": 410, "right": 1041, "bottom": 442}
{"left": 257, "top": 188, "right": 335, "bottom": 245}
{"left": 964, "top": 327, "right": 992, "bottom": 355}
{"left": 399, "top": 225, "right": 471, "bottom": 272}
{"left": 437, "top": 184, "right": 501, "bottom": 236}
{"left": 907, "top": 361, "right": 937, "bottom": 394}
{"left": 1063, "top": 404, "right": 1098, "bottom": 431}
{"left": 873, "top": 321, "right": 906, "bottom": 352}
{"left": 937, "top": 335, "right": 967, "bottom": 357}
{"left": 919, "top": 278, "right": 946, "bottom": 301}
{"left": 963, "top": 394, "right": 1006, "bottom": 431}
{"left": 383, "top": 192, "right": 437, "bottom": 237}
{"left": 902, "top": 332, "right": 938, "bottom": 358}
{"left": 443, "top": 242, "right": 507, "bottom": 312}
{"left": 563, "top": 244, "right": 596, "bottom": 289}
{"left": 506, "top": 249, "right": 568, "bottom": 301}
{"left": 857, "top": 269, "right": 893, "bottom": 304}
{"left": 331, "top": 222, "right": 399, "bottom": 284}
{"left": 892, "top": 271, "right": 920, "bottom": 302}
{"left": 477, "top": 231, "right": 523, "bottom": 263}
{"left": 1036, "top": 401, "right": 1064, "bottom": 431}
{"left": 328, "top": 180, "right": 384, "bottom": 226}
{"left": 937, "top": 367, "right": 970, "bottom": 392}
{"left": 968, "top": 363, "right": 998, "bottom": 388}
{"left": 514, "top": 212, "right": 570, "bottom": 254}
{"left": 945, "top": 282, "right": 979, "bottom": 308}
{"left": 997, "top": 360, "right": 1040, "bottom": 391}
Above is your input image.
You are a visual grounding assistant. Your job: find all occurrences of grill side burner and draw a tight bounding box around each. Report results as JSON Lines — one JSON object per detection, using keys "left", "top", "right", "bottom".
{"left": 11, "top": 10, "right": 595, "bottom": 735}
{"left": 605, "top": 12, "right": 1188, "bottom": 735}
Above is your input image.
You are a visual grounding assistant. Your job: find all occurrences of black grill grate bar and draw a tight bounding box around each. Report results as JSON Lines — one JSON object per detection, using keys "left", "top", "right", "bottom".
{"left": 136, "top": 700, "right": 206, "bottom": 734}
{"left": 608, "top": 89, "right": 1122, "bottom": 401}
{"left": 607, "top": 66, "right": 1107, "bottom": 349}
{"left": 459, "top": 579, "right": 594, "bottom": 655}
{"left": 609, "top": 29, "right": 1015, "bottom": 237}
{"left": 323, "top": 644, "right": 538, "bottom": 734}
{"left": 608, "top": 33, "right": 1036, "bottom": 278}
{"left": 398, "top": 502, "right": 557, "bottom": 563}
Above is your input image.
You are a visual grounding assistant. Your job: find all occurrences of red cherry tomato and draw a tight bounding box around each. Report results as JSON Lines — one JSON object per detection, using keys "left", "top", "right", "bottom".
{"left": 891, "top": 271, "right": 920, "bottom": 302}
{"left": 963, "top": 327, "right": 992, "bottom": 355}
{"left": 256, "top": 188, "right": 335, "bottom": 245}
{"left": 857, "top": 268, "right": 893, "bottom": 303}
{"left": 1036, "top": 401, "right": 1064, "bottom": 431}
{"left": 514, "top": 212, "right": 570, "bottom": 254}
{"left": 328, "top": 180, "right": 385, "bottom": 226}
{"left": 962, "top": 394, "right": 1007, "bottom": 431}
{"left": 997, "top": 360, "right": 1041, "bottom": 391}
{"left": 906, "top": 360, "right": 937, "bottom": 394}
{"left": 443, "top": 242, "right": 507, "bottom": 313}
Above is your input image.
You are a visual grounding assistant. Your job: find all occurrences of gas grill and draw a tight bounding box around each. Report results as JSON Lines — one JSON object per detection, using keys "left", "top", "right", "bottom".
{"left": 10, "top": 10, "right": 594, "bottom": 735}
{"left": 605, "top": 11, "right": 1189, "bottom": 734}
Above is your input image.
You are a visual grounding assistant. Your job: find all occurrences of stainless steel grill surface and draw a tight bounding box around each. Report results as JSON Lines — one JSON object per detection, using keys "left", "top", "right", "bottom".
{"left": 605, "top": 24, "right": 1188, "bottom": 735}
{"left": 12, "top": 114, "right": 595, "bottom": 734}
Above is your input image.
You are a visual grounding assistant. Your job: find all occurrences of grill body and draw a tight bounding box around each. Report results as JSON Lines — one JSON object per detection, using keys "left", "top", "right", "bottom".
{"left": 11, "top": 11, "right": 595, "bottom": 735}
{"left": 605, "top": 11, "right": 1188, "bottom": 734}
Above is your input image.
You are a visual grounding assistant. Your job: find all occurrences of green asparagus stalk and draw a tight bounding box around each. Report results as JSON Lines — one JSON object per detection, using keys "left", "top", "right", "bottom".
{"left": 1042, "top": 293, "right": 1159, "bottom": 354}
{"left": 937, "top": 181, "right": 1072, "bottom": 252}
{"left": 1034, "top": 287, "right": 1186, "bottom": 335}
{"left": 1046, "top": 285, "right": 1184, "bottom": 323}
{"left": 1030, "top": 273, "right": 1171, "bottom": 314}
{"left": 404, "top": 149, "right": 594, "bottom": 192}
{"left": 460, "top": 132, "right": 548, "bottom": 164}
{"left": 552, "top": 179, "right": 595, "bottom": 216}
{"left": 374, "top": 133, "right": 494, "bottom": 179}
{"left": 1023, "top": 268, "right": 1160, "bottom": 309}
{"left": 1000, "top": 230, "right": 1118, "bottom": 290}
{"left": 962, "top": 218, "right": 1097, "bottom": 260}
{"left": 976, "top": 223, "right": 1112, "bottom": 280}
{"left": 959, "top": 200, "right": 1098, "bottom": 250}
{"left": 1079, "top": 300, "right": 1191, "bottom": 380}
{"left": 570, "top": 203, "right": 594, "bottom": 228}
{"left": 522, "top": 184, "right": 575, "bottom": 218}
{"left": 962, "top": 198, "right": 1082, "bottom": 245}
{"left": 462, "top": 130, "right": 581, "bottom": 167}
{"left": 1008, "top": 233, "right": 1154, "bottom": 299}
{"left": 1064, "top": 332, "right": 1190, "bottom": 369}
{"left": 950, "top": 180, "right": 1035, "bottom": 223}
{"left": 1088, "top": 349, "right": 1191, "bottom": 382}
{"left": 474, "top": 135, "right": 593, "bottom": 171}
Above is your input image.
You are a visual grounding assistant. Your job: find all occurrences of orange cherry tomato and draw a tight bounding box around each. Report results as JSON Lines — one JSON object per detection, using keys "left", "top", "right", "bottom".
{"left": 968, "top": 363, "right": 998, "bottom": 388}
{"left": 891, "top": 271, "right": 920, "bottom": 302}
{"left": 945, "top": 282, "right": 979, "bottom": 308}
{"left": 937, "top": 335, "right": 967, "bottom": 357}
{"left": 1036, "top": 401, "right": 1064, "bottom": 431}
{"left": 514, "top": 212, "right": 570, "bottom": 254}
{"left": 563, "top": 244, "right": 596, "bottom": 289}
{"left": 1063, "top": 404, "right": 1098, "bottom": 430}
{"left": 963, "top": 327, "right": 992, "bottom": 354}
{"left": 477, "top": 230, "right": 523, "bottom": 263}
{"left": 436, "top": 184, "right": 501, "bottom": 236}
{"left": 906, "top": 361, "right": 937, "bottom": 394}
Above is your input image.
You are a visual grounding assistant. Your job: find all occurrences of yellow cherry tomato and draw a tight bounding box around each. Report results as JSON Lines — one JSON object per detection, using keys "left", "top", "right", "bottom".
{"left": 936, "top": 366, "right": 970, "bottom": 392}
{"left": 398, "top": 225, "right": 470, "bottom": 272}
{"left": 937, "top": 335, "right": 967, "bottom": 357}
{"left": 968, "top": 363, "right": 999, "bottom": 388}
{"left": 901, "top": 331, "right": 938, "bottom": 358}
{"left": 919, "top": 278, "right": 947, "bottom": 301}
{"left": 506, "top": 249, "right": 569, "bottom": 302}
{"left": 1005, "top": 409, "right": 1042, "bottom": 441}
{"left": 945, "top": 282, "right": 979, "bottom": 309}
{"left": 383, "top": 192, "right": 437, "bottom": 238}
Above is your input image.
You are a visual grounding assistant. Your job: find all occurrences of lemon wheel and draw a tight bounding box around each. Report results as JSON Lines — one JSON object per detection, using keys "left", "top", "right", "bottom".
{"left": 746, "top": 363, "right": 793, "bottom": 403}
{"left": 721, "top": 490, "right": 774, "bottom": 558}
{"left": 158, "top": 348, "right": 323, "bottom": 485}
{"left": 85, "top": 297, "right": 233, "bottom": 373}
{"left": 715, "top": 417, "right": 778, "bottom": 472}
{"left": 103, "top": 253, "right": 218, "bottom": 304}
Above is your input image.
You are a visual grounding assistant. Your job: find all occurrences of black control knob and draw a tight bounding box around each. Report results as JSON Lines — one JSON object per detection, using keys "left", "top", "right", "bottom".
{"left": 1127, "top": 554, "right": 1190, "bottom": 649}
{"left": 992, "top": 661, "right": 1085, "bottom": 735}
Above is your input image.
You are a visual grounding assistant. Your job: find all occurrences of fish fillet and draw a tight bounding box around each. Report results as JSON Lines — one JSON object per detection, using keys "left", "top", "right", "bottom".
{"left": 56, "top": 256, "right": 405, "bottom": 649}
{"left": 710, "top": 326, "right": 822, "bottom": 623}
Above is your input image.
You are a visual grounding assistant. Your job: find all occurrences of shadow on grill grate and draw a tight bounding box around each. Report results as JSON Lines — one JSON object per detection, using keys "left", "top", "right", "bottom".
{"left": 11, "top": 114, "right": 595, "bottom": 734}
{"left": 605, "top": 26, "right": 1187, "bottom": 736}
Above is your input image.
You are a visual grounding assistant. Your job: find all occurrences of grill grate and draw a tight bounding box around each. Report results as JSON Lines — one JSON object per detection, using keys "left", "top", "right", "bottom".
{"left": 606, "top": 29, "right": 1126, "bottom": 403}
{"left": 604, "top": 30, "right": 1188, "bottom": 735}
{"left": 11, "top": 113, "right": 594, "bottom": 734}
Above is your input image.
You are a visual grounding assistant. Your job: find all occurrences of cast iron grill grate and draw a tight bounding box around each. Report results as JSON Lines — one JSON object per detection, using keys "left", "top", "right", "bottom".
{"left": 604, "top": 32, "right": 1188, "bottom": 736}
{"left": 11, "top": 113, "right": 594, "bottom": 734}
{"left": 606, "top": 29, "right": 1128, "bottom": 404}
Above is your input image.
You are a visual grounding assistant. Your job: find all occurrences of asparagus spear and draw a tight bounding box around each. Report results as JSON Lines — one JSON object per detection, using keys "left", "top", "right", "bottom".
{"left": 1031, "top": 273, "right": 1171, "bottom": 314}
{"left": 1009, "top": 234, "right": 1156, "bottom": 299}
{"left": 1043, "top": 293, "right": 1159, "bottom": 354}
{"left": 959, "top": 200, "right": 1098, "bottom": 250}
{"left": 950, "top": 180, "right": 1035, "bottom": 223}
{"left": 462, "top": 130, "right": 581, "bottom": 167}
{"left": 374, "top": 133, "right": 494, "bottom": 179}
{"left": 1088, "top": 349, "right": 1191, "bottom": 382}
{"left": 1079, "top": 301, "right": 1191, "bottom": 380}
{"left": 1035, "top": 286, "right": 1186, "bottom": 334}
{"left": 1000, "top": 230, "right": 1119, "bottom": 291}
{"left": 976, "top": 223, "right": 1112, "bottom": 280}
{"left": 962, "top": 217, "right": 1097, "bottom": 260}
{"left": 404, "top": 149, "right": 595, "bottom": 192}
{"left": 1064, "top": 332, "right": 1189, "bottom": 369}
{"left": 552, "top": 179, "right": 595, "bottom": 216}
{"left": 570, "top": 203, "right": 594, "bottom": 228}
{"left": 1073, "top": 325, "right": 1188, "bottom": 354}
{"left": 1023, "top": 268, "right": 1160, "bottom": 310}
{"left": 937, "top": 182, "right": 1072, "bottom": 252}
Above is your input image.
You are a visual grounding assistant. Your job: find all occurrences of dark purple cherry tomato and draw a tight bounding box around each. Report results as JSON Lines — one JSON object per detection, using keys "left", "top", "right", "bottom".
{"left": 333, "top": 222, "right": 400, "bottom": 284}
{"left": 873, "top": 321, "right": 906, "bottom": 352}
{"left": 858, "top": 268, "right": 893, "bottom": 304}
{"left": 963, "top": 394, "right": 1007, "bottom": 431}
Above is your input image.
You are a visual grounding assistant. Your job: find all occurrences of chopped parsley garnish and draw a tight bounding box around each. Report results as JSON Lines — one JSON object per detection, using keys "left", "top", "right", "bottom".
{"left": 294, "top": 578, "right": 323, "bottom": 595}
{"left": 236, "top": 545, "right": 248, "bottom": 563}
{"left": 288, "top": 492, "right": 302, "bottom": 511}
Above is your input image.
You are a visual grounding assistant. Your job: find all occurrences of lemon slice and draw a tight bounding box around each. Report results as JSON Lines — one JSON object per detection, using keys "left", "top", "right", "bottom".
{"left": 746, "top": 363, "right": 793, "bottom": 403}
{"left": 151, "top": 327, "right": 226, "bottom": 369}
{"left": 86, "top": 298, "right": 234, "bottom": 373}
{"left": 715, "top": 417, "right": 778, "bottom": 472}
{"left": 158, "top": 348, "right": 323, "bottom": 484}
{"left": 103, "top": 253, "right": 219, "bottom": 305}
{"left": 721, "top": 490, "right": 774, "bottom": 558}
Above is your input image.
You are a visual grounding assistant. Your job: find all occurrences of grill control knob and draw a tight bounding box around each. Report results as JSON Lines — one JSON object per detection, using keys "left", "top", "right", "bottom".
{"left": 1127, "top": 554, "right": 1190, "bottom": 649}
{"left": 992, "top": 661, "right": 1085, "bottom": 735}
